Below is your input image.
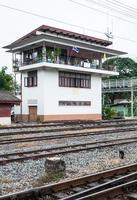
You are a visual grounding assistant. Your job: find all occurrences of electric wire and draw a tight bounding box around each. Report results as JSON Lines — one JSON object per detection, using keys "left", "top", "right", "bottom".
{"left": 0, "top": 3, "right": 102, "bottom": 35}
{"left": 0, "top": 2, "right": 137, "bottom": 45}
{"left": 105, "top": 0, "right": 137, "bottom": 14}
{"left": 69, "top": 0, "right": 137, "bottom": 26}
{"left": 86, "top": 0, "right": 137, "bottom": 20}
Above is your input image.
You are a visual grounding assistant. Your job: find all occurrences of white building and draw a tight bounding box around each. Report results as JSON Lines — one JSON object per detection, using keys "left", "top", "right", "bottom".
{"left": 4, "top": 25, "right": 126, "bottom": 122}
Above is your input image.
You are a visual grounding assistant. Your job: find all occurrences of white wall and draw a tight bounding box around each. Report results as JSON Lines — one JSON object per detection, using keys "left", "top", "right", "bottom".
{"left": 43, "top": 69, "right": 101, "bottom": 115}
{"left": 14, "top": 95, "right": 21, "bottom": 115}
{"left": 0, "top": 117, "right": 11, "bottom": 125}
{"left": 21, "top": 69, "right": 102, "bottom": 116}
{"left": 22, "top": 70, "right": 45, "bottom": 115}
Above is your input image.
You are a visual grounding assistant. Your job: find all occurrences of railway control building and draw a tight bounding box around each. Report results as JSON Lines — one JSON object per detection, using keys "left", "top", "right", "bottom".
{"left": 4, "top": 25, "right": 126, "bottom": 122}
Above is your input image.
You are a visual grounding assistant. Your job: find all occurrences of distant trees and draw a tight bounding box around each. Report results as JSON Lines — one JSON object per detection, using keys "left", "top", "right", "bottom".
{"left": 103, "top": 57, "right": 137, "bottom": 78}
{"left": 102, "top": 57, "right": 137, "bottom": 117}
{"left": 0, "top": 66, "right": 15, "bottom": 91}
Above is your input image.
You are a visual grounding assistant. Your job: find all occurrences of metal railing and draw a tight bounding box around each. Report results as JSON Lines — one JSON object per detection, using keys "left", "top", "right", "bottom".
{"left": 102, "top": 78, "right": 137, "bottom": 90}
{"left": 13, "top": 56, "right": 117, "bottom": 72}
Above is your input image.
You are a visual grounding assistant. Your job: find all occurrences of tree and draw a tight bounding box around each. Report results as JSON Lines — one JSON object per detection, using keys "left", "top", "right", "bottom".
{"left": 103, "top": 57, "right": 137, "bottom": 78}
{"left": 0, "top": 66, "right": 15, "bottom": 91}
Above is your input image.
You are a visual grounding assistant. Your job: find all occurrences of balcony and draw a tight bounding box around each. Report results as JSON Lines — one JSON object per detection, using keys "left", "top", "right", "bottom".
{"left": 22, "top": 56, "right": 101, "bottom": 69}
{"left": 12, "top": 46, "right": 118, "bottom": 76}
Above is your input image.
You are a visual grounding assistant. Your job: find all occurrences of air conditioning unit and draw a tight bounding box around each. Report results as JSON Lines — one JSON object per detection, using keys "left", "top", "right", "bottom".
{"left": 84, "top": 62, "right": 90, "bottom": 68}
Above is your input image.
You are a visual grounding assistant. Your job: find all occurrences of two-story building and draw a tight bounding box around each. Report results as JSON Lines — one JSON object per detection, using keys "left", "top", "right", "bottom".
{"left": 4, "top": 25, "right": 126, "bottom": 122}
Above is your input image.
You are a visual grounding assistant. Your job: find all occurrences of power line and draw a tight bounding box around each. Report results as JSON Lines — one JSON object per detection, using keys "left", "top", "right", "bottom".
{"left": 86, "top": 0, "right": 137, "bottom": 20}
{"left": 1, "top": 2, "right": 137, "bottom": 45}
{"left": 69, "top": 0, "right": 137, "bottom": 27}
{"left": 68, "top": 0, "right": 137, "bottom": 43}
{"left": 0, "top": 3, "right": 102, "bottom": 35}
{"left": 106, "top": 0, "right": 137, "bottom": 14}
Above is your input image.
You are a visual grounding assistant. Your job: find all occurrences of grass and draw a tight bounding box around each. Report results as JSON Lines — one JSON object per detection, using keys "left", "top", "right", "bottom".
{"left": 33, "top": 172, "right": 65, "bottom": 187}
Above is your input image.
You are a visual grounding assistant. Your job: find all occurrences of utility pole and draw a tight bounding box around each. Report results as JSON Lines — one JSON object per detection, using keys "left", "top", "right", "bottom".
{"left": 131, "top": 79, "right": 134, "bottom": 118}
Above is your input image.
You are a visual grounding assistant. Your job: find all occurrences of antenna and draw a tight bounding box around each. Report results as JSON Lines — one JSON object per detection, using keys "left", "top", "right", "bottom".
{"left": 105, "top": 27, "right": 113, "bottom": 40}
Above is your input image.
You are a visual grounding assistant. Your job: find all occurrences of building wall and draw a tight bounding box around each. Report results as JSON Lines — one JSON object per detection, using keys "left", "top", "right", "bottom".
{"left": 0, "top": 117, "right": 11, "bottom": 125}
{"left": 0, "top": 104, "right": 11, "bottom": 125}
{"left": 22, "top": 70, "right": 45, "bottom": 116}
{"left": 21, "top": 69, "right": 102, "bottom": 121}
{"left": 43, "top": 69, "right": 101, "bottom": 115}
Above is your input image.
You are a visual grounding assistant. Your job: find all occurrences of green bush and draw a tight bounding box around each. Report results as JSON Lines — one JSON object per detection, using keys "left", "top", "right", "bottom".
{"left": 103, "top": 107, "right": 116, "bottom": 119}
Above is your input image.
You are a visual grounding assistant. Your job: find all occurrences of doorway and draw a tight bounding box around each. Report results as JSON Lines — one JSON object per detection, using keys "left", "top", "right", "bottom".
{"left": 29, "top": 106, "right": 37, "bottom": 122}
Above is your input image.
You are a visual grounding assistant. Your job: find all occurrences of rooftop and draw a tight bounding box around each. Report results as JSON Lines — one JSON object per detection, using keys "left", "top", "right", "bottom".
{"left": 0, "top": 90, "right": 21, "bottom": 104}
{"left": 4, "top": 24, "right": 112, "bottom": 49}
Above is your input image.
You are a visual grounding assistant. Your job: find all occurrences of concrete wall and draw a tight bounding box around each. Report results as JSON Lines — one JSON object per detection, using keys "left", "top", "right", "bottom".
{"left": 43, "top": 69, "right": 101, "bottom": 115}
{"left": 0, "top": 117, "right": 11, "bottom": 125}
{"left": 22, "top": 70, "right": 45, "bottom": 116}
{"left": 21, "top": 68, "right": 102, "bottom": 120}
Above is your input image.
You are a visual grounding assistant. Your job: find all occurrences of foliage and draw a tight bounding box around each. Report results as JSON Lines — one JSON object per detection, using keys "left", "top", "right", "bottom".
{"left": 103, "top": 92, "right": 131, "bottom": 105}
{"left": 47, "top": 48, "right": 61, "bottom": 63}
{"left": 103, "top": 106, "right": 116, "bottom": 119}
{"left": 0, "top": 66, "right": 15, "bottom": 91}
{"left": 103, "top": 57, "right": 137, "bottom": 78}
{"left": 33, "top": 172, "right": 64, "bottom": 187}
{"left": 54, "top": 48, "right": 61, "bottom": 58}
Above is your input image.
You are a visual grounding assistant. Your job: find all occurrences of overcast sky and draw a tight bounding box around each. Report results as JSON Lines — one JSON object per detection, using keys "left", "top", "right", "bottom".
{"left": 1, "top": 0, "right": 137, "bottom": 73}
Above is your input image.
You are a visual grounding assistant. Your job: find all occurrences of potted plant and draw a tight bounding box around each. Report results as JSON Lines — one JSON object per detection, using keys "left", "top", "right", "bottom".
{"left": 47, "top": 49, "right": 55, "bottom": 63}
{"left": 54, "top": 48, "right": 61, "bottom": 64}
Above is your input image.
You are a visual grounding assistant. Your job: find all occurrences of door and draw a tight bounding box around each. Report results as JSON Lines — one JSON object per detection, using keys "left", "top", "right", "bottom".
{"left": 29, "top": 106, "right": 37, "bottom": 122}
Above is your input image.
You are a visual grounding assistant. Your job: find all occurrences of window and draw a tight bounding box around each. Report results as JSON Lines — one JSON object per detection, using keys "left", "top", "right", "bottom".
{"left": 59, "top": 101, "right": 91, "bottom": 106}
{"left": 59, "top": 71, "right": 91, "bottom": 88}
{"left": 24, "top": 70, "right": 37, "bottom": 87}
{"left": 24, "top": 76, "right": 37, "bottom": 87}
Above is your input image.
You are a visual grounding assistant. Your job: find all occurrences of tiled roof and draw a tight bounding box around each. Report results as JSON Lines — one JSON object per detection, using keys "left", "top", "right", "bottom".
{"left": 6, "top": 25, "right": 112, "bottom": 47}
{"left": 0, "top": 90, "right": 21, "bottom": 104}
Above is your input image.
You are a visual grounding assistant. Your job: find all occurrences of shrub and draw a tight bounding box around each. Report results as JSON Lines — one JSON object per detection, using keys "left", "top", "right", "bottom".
{"left": 103, "top": 107, "right": 116, "bottom": 119}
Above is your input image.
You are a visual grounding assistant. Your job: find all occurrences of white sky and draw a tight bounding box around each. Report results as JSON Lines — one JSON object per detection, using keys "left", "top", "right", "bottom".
{"left": 1, "top": 0, "right": 137, "bottom": 73}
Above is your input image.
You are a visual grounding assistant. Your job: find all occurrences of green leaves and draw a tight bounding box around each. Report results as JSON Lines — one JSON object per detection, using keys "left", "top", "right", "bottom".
{"left": 103, "top": 57, "right": 137, "bottom": 78}
{"left": 103, "top": 106, "right": 116, "bottom": 119}
{"left": 0, "top": 66, "right": 15, "bottom": 91}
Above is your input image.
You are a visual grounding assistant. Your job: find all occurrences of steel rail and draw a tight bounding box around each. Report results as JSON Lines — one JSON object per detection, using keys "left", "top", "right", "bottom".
{"left": 1, "top": 163, "right": 137, "bottom": 200}
{"left": 75, "top": 180, "right": 137, "bottom": 200}
{"left": 1, "top": 120, "right": 137, "bottom": 137}
{"left": 1, "top": 118, "right": 137, "bottom": 130}
{"left": 1, "top": 136, "right": 137, "bottom": 158}
{"left": 1, "top": 126, "right": 137, "bottom": 145}
{"left": 61, "top": 171, "right": 137, "bottom": 200}
{"left": 1, "top": 137, "right": 137, "bottom": 165}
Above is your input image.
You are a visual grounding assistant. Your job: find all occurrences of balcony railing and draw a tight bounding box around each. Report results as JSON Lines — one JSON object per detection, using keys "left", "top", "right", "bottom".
{"left": 13, "top": 55, "right": 117, "bottom": 72}
{"left": 102, "top": 78, "right": 137, "bottom": 90}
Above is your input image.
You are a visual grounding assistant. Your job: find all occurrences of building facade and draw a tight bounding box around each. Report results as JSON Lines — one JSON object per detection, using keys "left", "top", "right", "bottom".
{"left": 4, "top": 25, "right": 126, "bottom": 122}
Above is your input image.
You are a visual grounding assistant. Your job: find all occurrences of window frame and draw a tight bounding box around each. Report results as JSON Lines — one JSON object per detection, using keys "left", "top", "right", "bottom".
{"left": 59, "top": 101, "right": 91, "bottom": 106}
{"left": 59, "top": 71, "right": 91, "bottom": 88}
{"left": 24, "top": 76, "right": 37, "bottom": 87}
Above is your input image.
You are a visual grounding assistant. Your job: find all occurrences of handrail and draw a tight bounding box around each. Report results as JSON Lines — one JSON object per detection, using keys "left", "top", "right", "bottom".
{"left": 102, "top": 78, "right": 137, "bottom": 89}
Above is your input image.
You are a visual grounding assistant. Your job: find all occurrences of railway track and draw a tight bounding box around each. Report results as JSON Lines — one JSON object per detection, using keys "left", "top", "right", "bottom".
{"left": 1, "top": 119, "right": 137, "bottom": 137}
{"left": 1, "top": 163, "right": 137, "bottom": 200}
{"left": 1, "top": 136, "right": 137, "bottom": 165}
{"left": 1, "top": 126, "right": 137, "bottom": 145}
{"left": 1, "top": 118, "right": 136, "bottom": 129}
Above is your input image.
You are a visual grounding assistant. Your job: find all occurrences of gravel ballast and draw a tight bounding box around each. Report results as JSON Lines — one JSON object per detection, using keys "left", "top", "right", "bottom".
{"left": 1, "top": 142, "right": 137, "bottom": 195}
